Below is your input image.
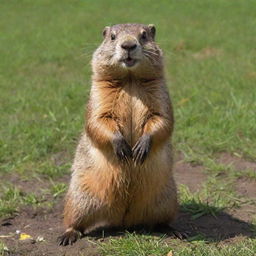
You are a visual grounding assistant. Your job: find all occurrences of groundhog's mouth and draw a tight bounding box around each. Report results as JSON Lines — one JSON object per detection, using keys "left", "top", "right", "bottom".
{"left": 122, "top": 57, "right": 137, "bottom": 67}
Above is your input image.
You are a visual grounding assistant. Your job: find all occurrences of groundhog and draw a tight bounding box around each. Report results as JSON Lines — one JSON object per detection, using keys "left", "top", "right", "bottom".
{"left": 58, "top": 23, "right": 178, "bottom": 246}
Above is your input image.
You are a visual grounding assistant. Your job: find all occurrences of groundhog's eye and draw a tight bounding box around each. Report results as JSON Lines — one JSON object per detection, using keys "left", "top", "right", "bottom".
{"left": 111, "top": 33, "right": 116, "bottom": 41}
{"left": 141, "top": 31, "right": 147, "bottom": 40}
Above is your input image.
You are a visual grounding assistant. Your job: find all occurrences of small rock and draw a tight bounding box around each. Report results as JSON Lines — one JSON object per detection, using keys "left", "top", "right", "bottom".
{"left": 36, "top": 236, "right": 45, "bottom": 242}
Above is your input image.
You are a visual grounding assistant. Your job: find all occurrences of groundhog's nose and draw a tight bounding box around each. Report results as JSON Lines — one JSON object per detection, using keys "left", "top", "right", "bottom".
{"left": 121, "top": 41, "right": 137, "bottom": 51}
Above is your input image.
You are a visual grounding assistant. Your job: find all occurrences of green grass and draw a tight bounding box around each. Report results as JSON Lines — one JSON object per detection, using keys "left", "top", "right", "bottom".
{"left": 0, "top": 241, "right": 8, "bottom": 256}
{"left": 0, "top": 0, "right": 256, "bottom": 255}
{"left": 100, "top": 233, "right": 256, "bottom": 256}
{"left": 50, "top": 182, "right": 67, "bottom": 198}
{"left": 0, "top": 185, "right": 46, "bottom": 217}
{"left": 179, "top": 179, "right": 240, "bottom": 219}
{"left": 99, "top": 233, "right": 171, "bottom": 256}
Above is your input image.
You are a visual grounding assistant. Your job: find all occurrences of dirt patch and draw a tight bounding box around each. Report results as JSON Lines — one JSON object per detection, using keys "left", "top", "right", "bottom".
{"left": 169, "top": 156, "right": 255, "bottom": 241}
{"left": 172, "top": 156, "right": 255, "bottom": 240}
{"left": 218, "top": 153, "right": 256, "bottom": 171}
{"left": 3, "top": 174, "right": 50, "bottom": 196}
{"left": 0, "top": 203, "right": 99, "bottom": 256}
{"left": 231, "top": 176, "right": 256, "bottom": 223}
{"left": 1, "top": 203, "right": 254, "bottom": 256}
{"left": 235, "top": 177, "right": 256, "bottom": 199}
{"left": 216, "top": 153, "right": 256, "bottom": 223}
{"left": 229, "top": 204, "right": 256, "bottom": 223}
{"left": 0, "top": 173, "right": 99, "bottom": 256}
{"left": 174, "top": 159, "right": 206, "bottom": 192}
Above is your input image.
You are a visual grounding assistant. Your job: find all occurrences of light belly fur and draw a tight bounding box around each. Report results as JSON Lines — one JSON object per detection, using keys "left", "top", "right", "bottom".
{"left": 114, "top": 81, "right": 149, "bottom": 147}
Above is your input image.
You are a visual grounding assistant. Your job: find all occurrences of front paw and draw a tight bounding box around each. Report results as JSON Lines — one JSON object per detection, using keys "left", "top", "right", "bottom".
{"left": 112, "top": 132, "right": 132, "bottom": 162}
{"left": 132, "top": 134, "right": 152, "bottom": 165}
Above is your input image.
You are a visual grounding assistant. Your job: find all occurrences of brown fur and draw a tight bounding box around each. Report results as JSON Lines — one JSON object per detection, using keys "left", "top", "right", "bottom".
{"left": 59, "top": 24, "right": 178, "bottom": 245}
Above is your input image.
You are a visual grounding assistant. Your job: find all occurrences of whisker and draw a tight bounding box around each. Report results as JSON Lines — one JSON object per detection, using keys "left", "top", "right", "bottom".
{"left": 143, "top": 53, "right": 156, "bottom": 63}
{"left": 144, "top": 51, "right": 156, "bottom": 59}
{"left": 143, "top": 50, "right": 158, "bottom": 59}
{"left": 143, "top": 49, "right": 159, "bottom": 57}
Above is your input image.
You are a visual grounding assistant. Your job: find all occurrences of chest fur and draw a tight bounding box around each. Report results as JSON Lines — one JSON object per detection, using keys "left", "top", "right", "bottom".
{"left": 113, "top": 82, "right": 150, "bottom": 146}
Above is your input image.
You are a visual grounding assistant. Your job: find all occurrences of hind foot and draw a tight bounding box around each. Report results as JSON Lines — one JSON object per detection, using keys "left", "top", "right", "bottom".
{"left": 57, "top": 228, "right": 82, "bottom": 246}
{"left": 155, "top": 223, "right": 188, "bottom": 240}
{"left": 167, "top": 225, "right": 188, "bottom": 240}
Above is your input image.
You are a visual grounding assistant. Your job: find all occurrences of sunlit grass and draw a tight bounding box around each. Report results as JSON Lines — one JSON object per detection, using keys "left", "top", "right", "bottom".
{"left": 0, "top": 185, "right": 45, "bottom": 217}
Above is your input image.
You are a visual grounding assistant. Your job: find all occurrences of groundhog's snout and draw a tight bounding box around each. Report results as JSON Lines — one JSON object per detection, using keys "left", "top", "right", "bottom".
{"left": 118, "top": 36, "right": 141, "bottom": 68}
{"left": 121, "top": 40, "right": 137, "bottom": 51}
{"left": 119, "top": 35, "right": 139, "bottom": 54}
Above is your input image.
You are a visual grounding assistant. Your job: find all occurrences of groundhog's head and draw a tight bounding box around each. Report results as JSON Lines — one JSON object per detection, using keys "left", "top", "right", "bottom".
{"left": 92, "top": 24, "right": 163, "bottom": 79}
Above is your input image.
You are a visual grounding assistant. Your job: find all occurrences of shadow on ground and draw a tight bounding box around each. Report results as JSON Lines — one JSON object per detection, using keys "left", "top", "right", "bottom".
{"left": 174, "top": 207, "right": 255, "bottom": 241}
{"left": 87, "top": 205, "right": 256, "bottom": 242}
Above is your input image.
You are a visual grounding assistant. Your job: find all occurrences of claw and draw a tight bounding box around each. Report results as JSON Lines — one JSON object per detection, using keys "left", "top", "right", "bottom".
{"left": 112, "top": 132, "right": 132, "bottom": 163}
{"left": 132, "top": 134, "right": 151, "bottom": 165}
{"left": 168, "top": 226, "right": 188, "bottom": 240}
{"left": 57, "top": 229, "right": 82, "bottom": 246}
{"left": 173, "top": 230, "right": 183, "bottom": 239}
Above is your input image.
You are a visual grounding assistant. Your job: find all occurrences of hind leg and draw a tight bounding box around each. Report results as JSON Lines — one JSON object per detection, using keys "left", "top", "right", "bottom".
{"left": 153, "top": 179, "right": 188, "bottom": 240}
{"left": 146, "top": 175, "right": 180, "bottom": 231}
{"left": 57, "top": 194, "right": 84, "bottom": 246}
{"left": 57, "top": 188, "right": 103, "bottom": 246}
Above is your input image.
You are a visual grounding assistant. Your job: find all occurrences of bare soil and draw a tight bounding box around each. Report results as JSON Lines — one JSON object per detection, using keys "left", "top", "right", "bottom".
{"left": 217, "top": 153, "right": 256, "bottom": 222}
{"left": 218, "top": 153, "right": 256, "bottom": 171}
{"left": 174, "top": 158, "right": 206, "bottom": 192}
{"left": 0, "top": 154, "right": 255, "bottom": 256}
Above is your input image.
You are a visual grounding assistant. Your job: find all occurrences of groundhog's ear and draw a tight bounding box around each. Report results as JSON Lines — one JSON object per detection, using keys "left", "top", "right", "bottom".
{"left": 102, "top": 26, "right": 110, "bottom": 38}
{"left": 148, "top": 24, "right": 156, "bottom": 39}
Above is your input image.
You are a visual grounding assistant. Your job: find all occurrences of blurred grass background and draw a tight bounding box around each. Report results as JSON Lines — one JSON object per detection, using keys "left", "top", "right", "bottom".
{"left": 1, "top": 0, "right": 256, "bottom": 177}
